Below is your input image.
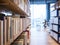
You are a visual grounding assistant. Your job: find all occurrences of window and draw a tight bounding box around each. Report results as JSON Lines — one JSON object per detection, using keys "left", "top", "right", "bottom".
{"left": 30, "top": 4, "right": 46, "bottom": 30}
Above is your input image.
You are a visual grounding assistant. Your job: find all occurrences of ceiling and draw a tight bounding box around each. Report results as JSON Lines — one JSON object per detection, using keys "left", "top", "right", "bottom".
{"left": 29, "top": 0, "right": 57, "bottom": 4}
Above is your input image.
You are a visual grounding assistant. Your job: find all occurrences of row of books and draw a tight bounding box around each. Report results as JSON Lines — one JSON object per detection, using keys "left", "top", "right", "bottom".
{"left": 10, "top": 0, "right": 30, "bottom": 15}
{"left": 0, "top": 14, "right": 31, "bottom": 45}
{"left": 3, "top": 16, "right": 22, "bottom": 45}
{"left": 20, "top": 18, "right": 31, "bottom": 31}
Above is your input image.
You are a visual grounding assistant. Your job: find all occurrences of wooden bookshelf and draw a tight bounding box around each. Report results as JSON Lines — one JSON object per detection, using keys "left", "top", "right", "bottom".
{"left": 0, "top": 0, "right": 31, "bottom": 45}
{"left": 0, "top": 0, "right": 30, "bottom": 16}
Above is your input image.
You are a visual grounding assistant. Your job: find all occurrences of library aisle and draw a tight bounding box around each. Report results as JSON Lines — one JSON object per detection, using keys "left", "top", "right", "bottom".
{"left": 30, "top": 27, "right": 59, "bottom": 45}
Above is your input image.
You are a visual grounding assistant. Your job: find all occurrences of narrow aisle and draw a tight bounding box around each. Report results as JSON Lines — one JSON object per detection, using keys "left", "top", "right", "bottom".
{"left": 30, "top": 27, "right": 48, "bottom": 45}
{"left": 30, "top": 27, "right": 59, "bottom": 45}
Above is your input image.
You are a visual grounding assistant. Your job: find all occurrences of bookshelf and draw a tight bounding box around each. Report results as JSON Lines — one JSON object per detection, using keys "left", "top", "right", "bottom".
{"left": 0, "top": 0, "right": 30, "bottom": 16}
{"left": 0, "top": 0, "right": 31, "bottom": 45}
{"left": 50, "top": 1, "right": 60, "bottom": 44}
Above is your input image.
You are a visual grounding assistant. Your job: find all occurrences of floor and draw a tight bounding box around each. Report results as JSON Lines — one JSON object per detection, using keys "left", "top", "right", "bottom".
{"left": 30, "top": 27, "right": 59, "bottom": 45}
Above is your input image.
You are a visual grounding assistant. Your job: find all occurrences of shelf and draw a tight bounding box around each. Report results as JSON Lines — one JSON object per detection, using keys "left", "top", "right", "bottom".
{"left": 0, "top": 0, "right": 28, "bottom": 17}
{"left": 50, "top": 31, "right": 60, "bottom": 44}
{"left": 10, "top": 31, "right": 24, "bottom": 44}
{"left": 51, "top": 30, "right": 60, "bottom": 34}
{"left": 52, "top": 23, "right": 58, "bottom": 25}
{"left": 0, "top": 0, "right": 31, "bottom": 45}
{"left": 50, "top": 36, "right": 60, "bottom": 44}
{"left": 52, "top": 23, "right": 60, "bottom": 26}
{"left": 50, "top": 1, "right": 60, "bottom": 44}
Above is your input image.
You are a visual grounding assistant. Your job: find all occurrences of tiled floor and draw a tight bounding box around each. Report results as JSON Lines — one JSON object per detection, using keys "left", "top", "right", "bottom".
{"left": 30, "top": 27, "right": 59, "bottom": 45}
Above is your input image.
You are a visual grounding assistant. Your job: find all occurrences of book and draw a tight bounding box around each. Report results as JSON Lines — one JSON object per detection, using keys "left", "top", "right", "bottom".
{"left": 6, "top": 16, "right": 12, "bottom": 44}
{"left": 3, "top": 17, "right": 7, "bottom": 45}
{"left": 0, "top": 20, "right": 3, "bottom": 45}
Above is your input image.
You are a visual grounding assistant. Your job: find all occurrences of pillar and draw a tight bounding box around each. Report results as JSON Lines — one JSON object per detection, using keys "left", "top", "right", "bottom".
{"left": 46, "top": 3, "right": 50, "bottom": 22}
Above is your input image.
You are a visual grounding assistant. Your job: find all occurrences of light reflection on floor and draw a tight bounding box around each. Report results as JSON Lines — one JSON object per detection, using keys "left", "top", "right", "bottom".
{"left": 30, "top": 27, "right": 59, "bottom": 45}
{"left": 30, "top": 27, "right": 48, "bottom": 45}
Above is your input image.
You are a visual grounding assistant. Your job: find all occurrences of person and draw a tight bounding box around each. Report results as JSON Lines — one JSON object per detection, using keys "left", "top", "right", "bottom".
{"left": 43, "top": 20, "right": 47, "bottom": 29}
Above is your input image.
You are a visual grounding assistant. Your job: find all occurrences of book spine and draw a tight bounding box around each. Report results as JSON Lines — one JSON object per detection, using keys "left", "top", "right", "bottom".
{"left": 3, "top": 17, "right": 7, "bottom": 45}
{"left": 7, "top": 17, "right": 11, "bottom": 45}
{"left": 0, "top": 20, "right": 3, "bottom": 45}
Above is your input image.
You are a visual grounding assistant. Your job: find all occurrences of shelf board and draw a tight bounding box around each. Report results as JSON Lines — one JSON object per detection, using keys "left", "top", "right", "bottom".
{"left": 0, "top": 0, "right": 28, "bottom": 17}
{"left": 51, "top": 30, "right": 60, "bottom": 34}
{"left": 52, "top": 23, "right": 60, "bottom": 26}
{"left": 50, "top": 36, "right": 60, "bottom": 44}
{"left": 52, "top": 23, "right": 58, "bottom": 25}
{"left": 10, "top": 31, "right": 24, "bottom": 44}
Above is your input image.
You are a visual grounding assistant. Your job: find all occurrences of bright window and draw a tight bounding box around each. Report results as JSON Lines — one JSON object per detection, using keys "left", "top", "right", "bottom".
{"left": 30, "top": 4, "right": 46, "bottom": 30}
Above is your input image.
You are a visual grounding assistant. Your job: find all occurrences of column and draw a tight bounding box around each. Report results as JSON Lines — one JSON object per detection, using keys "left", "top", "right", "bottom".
{"left": 46, "top": 3, "right": 50, "bottom": 22}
